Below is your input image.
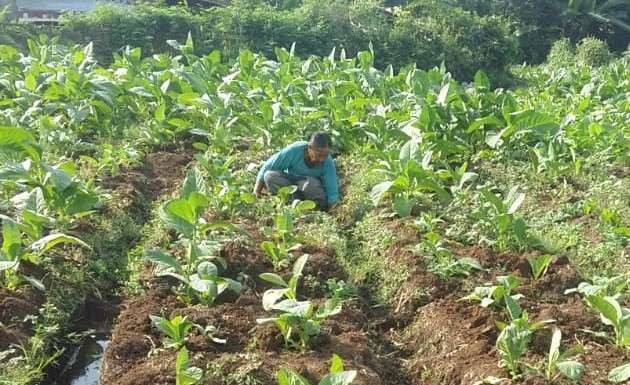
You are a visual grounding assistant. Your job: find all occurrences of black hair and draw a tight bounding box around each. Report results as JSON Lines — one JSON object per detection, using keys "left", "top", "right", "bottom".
{"left": 308, "top": 132, "right": 331, "bottom": 149}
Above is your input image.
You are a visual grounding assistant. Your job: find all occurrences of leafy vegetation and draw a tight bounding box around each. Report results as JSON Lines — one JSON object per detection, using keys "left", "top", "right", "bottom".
{"left": 0, "top": 6, "right": 629, "bottom": 382}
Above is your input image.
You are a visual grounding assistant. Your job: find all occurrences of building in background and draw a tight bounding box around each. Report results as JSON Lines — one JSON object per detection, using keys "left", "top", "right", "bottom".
{"left": 11, "top": 0, "right": 131, "bottom": 23}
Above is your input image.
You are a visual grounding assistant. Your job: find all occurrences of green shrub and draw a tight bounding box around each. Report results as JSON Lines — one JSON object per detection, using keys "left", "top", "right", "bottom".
{"left": 59, "top": 4, "right": 204, "bottom": 64}
{"left": 576, "top": 37, "right": 611, "bottom": 67}
{"left": 55, "top": 0, "right": 517, "bottom": 80}
{"left": 386, "top": 0, "right": 517, "bottom": 80}
{"left": 547, "top": 38, "right": 574, "bottom": 67}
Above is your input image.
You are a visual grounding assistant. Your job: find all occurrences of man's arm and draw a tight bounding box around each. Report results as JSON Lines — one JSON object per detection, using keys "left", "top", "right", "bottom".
{"left": 321, "top": 157, "right": 340, "bottom": 207}
{"left": 254, "top": 144, "right": 297, "bottom": 197}
{"left": 253, "top": 179, "right": 265, "bottom": 197}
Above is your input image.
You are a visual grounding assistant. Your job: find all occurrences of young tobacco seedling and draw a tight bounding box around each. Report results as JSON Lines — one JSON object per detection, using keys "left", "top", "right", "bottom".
{"left": 150, "top": 314, "right": 225, "bottom": 349}
{"left": 149, "top": 315, "right": 193, "bottom": 350}
{"left": 495, "top": 312, "right": 545, "bottom": 378}
{"left": 0, "top": 215, "right": 90, "bottom": 290}
{"left": 528, "top": 254, "right": 553, "bottom": 280}
{"left": 146, "top": 168, "right": 242, "bottom": 305}
{"left": 584, "top": 294, "right": 630, "bottom": 348}
{"left": 462, "top": 275, "right": 524, "bottom": 320}
{"left": 524, "top": 327, "right": 584, "bottom": 382}
{"left": 472, "top": 187, "right": 528, "bottom": 250}
{"left": 276, "top": 354, "right": 356, "bottom": 385}
{"left": 417, "top": 232, "right": 482, "bottom": 280}
{"left": 261, "top": 191, "right": 315, "bottom": 270}
{"left": 257, "top": 255, "right": 342, "bottom": 349}
{"left": 176, "top": 346, "right": 203, "bottom": 385}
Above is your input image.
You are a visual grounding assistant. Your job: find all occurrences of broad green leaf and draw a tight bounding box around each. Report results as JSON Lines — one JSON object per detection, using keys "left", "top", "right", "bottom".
{"left": 399, "top": 139, "right": 419, "bottom": 162}
{"left": 316, "top": 298, "right": 342, "bottom": 319}
{"left": 182, "top": 168, "right": 204, "bottom": 199}
{"left": 393, "top": 195, "right": 411, "bottom": 217}
{"left": 292, "top": 254, "right": 309, "bottom": 278}
{"left": 262, "top": 288, "right": 288, "bottom": 311}
{"left": 155, "top": 102, "right": 166, "bottom": 122}
{"left": 586, "top": 295, "right": 622, "bottom": 327}
{"left": 504, "top": 294, "right": 522, "bottom": 320}
{"left": 0, "top": 126, "right": 41, "bottom": 161}
{"left": 329, "top": 354, "right": 344, "bottom": 374}
{"left": 146, "top": 250, "right": 182, "bottom": 272}
{"left": 189, "top": 275, "right": 218, "bottom": 297}
{"left": 277, "top": 369, "right": 310, "bottom": 385}
{"left": 608, "top": 362, "right": 630, "bottom": 383}
{"left": 159, "top": 199, "right": 195, "bottom": 237}
{"left": 259, "top": 273, "right": 287, "bottom": 287}
{"left": 197, "top": 261, "right": 218, "bottom": 278}
{"left": 474, "top": 70, "right": 490, "bottom": 89}
{"left": 2, "top": 217, "right": 21, "bottom": 259}
{"left": 319, "top": 371, "right": 357, "bottom": 385}
{"left": 31, "top": 233, "right": 90, "bottom": 254}
{"left": 271, "top": 299, "right": 312, "bottom": 316}
{"left": 67, "top": 191, "right": 99, "bottom": 216}
{"left": 556, "top": 361, "right": 584, "bottom": 381}
{"left": 437, "top": 82, "right": 450, "bottom": 106}
{"left": 370, "top": 181, "right": 393, "bottom": 204}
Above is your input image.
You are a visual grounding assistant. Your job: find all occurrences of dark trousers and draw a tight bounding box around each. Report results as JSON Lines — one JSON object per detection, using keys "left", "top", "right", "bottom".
{"left": 263, "top": 170, "right": 327, "bottom": 210}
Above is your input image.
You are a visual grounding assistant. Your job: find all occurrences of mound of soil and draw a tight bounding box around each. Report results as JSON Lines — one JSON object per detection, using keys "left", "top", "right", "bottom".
{"left": 101, "top": 241, "right": 408, "bottom": 385}
{"left": 402, "top": 298, "right": 502, "bottom": 385}
{"left": 0, "top": 287, "right": 43, "bottom": 350}
{"left": 100, "top": 149, "right": 193, "bottom": 217}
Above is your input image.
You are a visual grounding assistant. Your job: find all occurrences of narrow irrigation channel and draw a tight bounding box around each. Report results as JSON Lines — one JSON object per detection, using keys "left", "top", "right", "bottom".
{"left": 38, "top": 144, "right": 193, "bottom": 385}
{"left": 47, "top": 333, "right": 109, "bottom": 385}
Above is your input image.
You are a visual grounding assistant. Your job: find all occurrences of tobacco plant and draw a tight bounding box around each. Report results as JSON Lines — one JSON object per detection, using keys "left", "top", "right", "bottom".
{"left": 0, "top": 215, "right": 89, "bottom": 290}
{"left": 260, "top": 188, "right": 315, "bottom": 270}
{"left": 147, "top": 168, "right": 242, "bottom": 305}
{"left": 277, "top": 354, "right": 356, "bottom": 385}
{"left": 150, "top": 315, "right": 194, "bottom": 350}
{"left": 176, "top": 347, "right": 203, "bottom": 385}
{"left": 524, "top": 327, "right": 584, "bottom": 382}
{"left": 472, "top": 187, "right": 528, "bottom": 250}
{"left": 462, "top": 275, "right": 524, "bottom": 320}
{"left": 257, "top": 255, "right": 342, "bottom": 349}
{"left": 495, "top": 312, "right": 545, "bottom": 378}
{"left": 528, "top": 254, "right": 553, "bottom": 280}
{"left": 416, "top": 232, "right": 482, "bottom": 280}
{"left": 371, "top": 148, "right": 451, "bottom": 217}
{"left": 584, "top": 295, "right": 630, "bottom": 348}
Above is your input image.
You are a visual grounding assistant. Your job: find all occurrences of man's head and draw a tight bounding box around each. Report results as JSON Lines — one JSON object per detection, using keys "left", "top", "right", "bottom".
{"left": 306, "top": 132, "right": 331, "bottom": 166}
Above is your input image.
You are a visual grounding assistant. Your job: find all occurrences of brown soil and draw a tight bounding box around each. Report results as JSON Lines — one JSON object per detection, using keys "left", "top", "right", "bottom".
{"left": 99, "top": 147, "right": 193, "bottom": 217}
{"left": 0, "top": 287, "right": 43, "bottom": 350}
{"left": 101, "top": 238, "right": 410, "bottom": 385}
{"left": 402, "top": 297, "right": 502, "bottom": 385}
{"left": 99, "top": 190, "right": 626, "bottom": 385}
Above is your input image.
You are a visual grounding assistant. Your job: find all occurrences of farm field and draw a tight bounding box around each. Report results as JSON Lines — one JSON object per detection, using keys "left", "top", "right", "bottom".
{"left": 0, "top": 33, "right": 629, "bottom": 385}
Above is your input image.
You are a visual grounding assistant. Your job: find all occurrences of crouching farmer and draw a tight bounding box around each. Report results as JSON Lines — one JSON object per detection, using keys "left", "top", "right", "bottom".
{"left": 253, "top": 132, "right": 340, "bottom": 211}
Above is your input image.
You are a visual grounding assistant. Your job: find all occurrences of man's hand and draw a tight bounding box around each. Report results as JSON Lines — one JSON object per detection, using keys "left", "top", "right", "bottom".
{"left": 327, "top": 202, "right": 340, "bottom": 214}
{"left": 253, "top": 180, "right": 265, "bottom": 198}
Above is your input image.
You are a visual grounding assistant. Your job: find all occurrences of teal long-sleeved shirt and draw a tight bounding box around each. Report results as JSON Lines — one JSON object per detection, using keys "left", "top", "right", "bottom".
{"left": 256, "top": 141, "right": 340, "bottom": 205}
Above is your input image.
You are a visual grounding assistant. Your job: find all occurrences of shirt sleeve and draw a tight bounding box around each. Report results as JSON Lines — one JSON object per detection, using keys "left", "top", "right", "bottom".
{"left": 256, "top": 145, "right": 295, "bottom": 182}
{"left": 322, "top": 157, "right": 340, "bottom": 205}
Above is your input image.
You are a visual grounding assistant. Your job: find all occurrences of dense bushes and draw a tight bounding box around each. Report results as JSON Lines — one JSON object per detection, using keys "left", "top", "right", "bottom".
{"left": 60, "top": 5, "right": 203, "bottom": 62}
{"left": 547, "top": 37, "right": 612, "bottom": 68}
{"left": 49, "top": 0, "right": 517, "bottom": 82}
{"left": 576, "top": 37, "right": 611, "bottom": 67}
